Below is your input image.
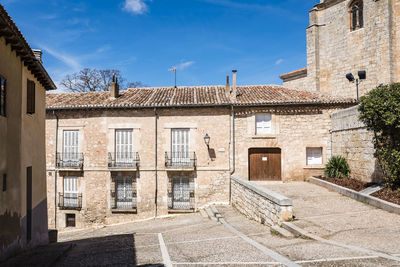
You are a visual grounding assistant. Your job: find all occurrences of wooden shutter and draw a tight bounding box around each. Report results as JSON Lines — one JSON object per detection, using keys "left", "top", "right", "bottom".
{"left": 63, "top": 130, "right": 79, "bottom": 161}
{"left": 115, "top": 130, "right": 133, "bottom": 163}
{"left": 256, "top": 113, "right": 272, "bottom": 135}
{"left": 64, "top": 176, "right": 78, "bottom": 207}
{"left": 27, "top": 80, "right": 35, "bottom": 114}
{"left": 171, "top": 129, "right": 189, "bottom": 159}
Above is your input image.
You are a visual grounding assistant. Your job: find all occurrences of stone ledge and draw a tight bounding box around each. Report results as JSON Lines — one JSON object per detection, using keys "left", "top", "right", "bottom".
{"left": 309, "top": 177, "right": 400, "bottom": 215}
{"left": 231, "top": 175, "right": 292, "bottom": 206}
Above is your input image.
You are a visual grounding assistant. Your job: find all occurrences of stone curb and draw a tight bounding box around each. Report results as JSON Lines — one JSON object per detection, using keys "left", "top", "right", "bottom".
{"left": 232, "top": 175, "right": 293, "bottom": 206}
{"left": 308, "top": 177, "right": 400, "bottom": 215}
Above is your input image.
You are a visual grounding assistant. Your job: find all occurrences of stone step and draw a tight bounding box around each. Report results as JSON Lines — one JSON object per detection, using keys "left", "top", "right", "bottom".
{"left": 271, "top": 225, "right": 294, "bottom": 238}
{"left": 199, "top": 209, "right": 208, "bottom": 218}
{"left": 205, "top": 207, "right": 218, "bottom": 222}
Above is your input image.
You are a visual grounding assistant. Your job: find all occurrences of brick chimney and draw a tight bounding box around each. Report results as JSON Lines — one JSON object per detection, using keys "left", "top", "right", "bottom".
{"left": 225, "top": 75, "right": 230, "bottom": 97}
{"left": 230, "top": 70, "right": 237, "bottom": 102}
{"left": 110, "top": 74, "right": 119, "bottom": 98}
{"left": 32, "top": 49, "right": 42, "bottom": 63}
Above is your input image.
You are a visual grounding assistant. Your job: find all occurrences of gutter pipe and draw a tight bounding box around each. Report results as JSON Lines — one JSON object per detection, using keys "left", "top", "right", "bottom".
{"left": 229, "top": 105, "right": 235, "bottom": 204}
{"left": 154, "top": 108, "right": 158, "bottom": 218}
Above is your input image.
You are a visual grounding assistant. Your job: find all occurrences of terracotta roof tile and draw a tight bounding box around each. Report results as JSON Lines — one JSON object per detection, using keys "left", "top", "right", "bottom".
{"left": 46, "top": 85, "right": 355, "bottom": 110}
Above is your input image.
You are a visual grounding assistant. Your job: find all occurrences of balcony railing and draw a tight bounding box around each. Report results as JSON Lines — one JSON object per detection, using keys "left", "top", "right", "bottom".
{"left": 108, "top": 152, "right": 140, "bottom": 170}
{"left": 110, "top": 192, "right": 137, "bottom": 212}
{"left": 56, "top": 153, "right": 84, "bottom": 169}
{"left": 58, "top": 193, "right": 82, "bottom": 210}
{"left": 165, "top": 152, "right": 197, "bottom": 170}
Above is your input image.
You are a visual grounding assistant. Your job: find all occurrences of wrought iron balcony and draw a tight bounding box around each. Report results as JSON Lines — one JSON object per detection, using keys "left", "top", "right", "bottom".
{"left": 108, "top": 152, "right": 140, "bottom": 170}
{"left": 165, "top": 152, "right": 197, "bottom": 170}
{"left": 110, "top": 192, "right": 137, "bottom": 213}
{"left": 58, "top": 193, "right": 82, "bottom": 210}
{"left": 56, "top": 153, "right": 84, "bottom": 170}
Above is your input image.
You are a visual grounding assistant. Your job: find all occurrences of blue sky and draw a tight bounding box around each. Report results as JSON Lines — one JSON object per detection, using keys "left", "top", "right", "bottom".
{"left": 2, "top": 0, "right": 317, "bottom": 91}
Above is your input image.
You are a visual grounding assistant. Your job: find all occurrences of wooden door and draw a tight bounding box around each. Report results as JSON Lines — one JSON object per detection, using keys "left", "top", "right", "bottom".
{"left": 249, "top": 148, "right": 281, "bottom": 181}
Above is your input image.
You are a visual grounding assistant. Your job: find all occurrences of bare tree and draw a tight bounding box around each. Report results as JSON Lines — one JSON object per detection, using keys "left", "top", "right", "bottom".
{"left": 127, "top": 81, "right": 147, "bottom": 88}
{"left": 60, "top": 68, "right": 145, "bottom": 92}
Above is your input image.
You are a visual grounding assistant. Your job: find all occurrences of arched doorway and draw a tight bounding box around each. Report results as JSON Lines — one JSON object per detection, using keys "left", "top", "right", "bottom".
{"left": 248, "top": 148, "right": 282, "bottom": 181}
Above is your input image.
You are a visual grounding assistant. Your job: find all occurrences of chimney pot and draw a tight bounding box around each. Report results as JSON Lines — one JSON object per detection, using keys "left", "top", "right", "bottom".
{"left": 32, "top": 49, "right": 43, "bottom": 63}
{"left": 225, "top": 75, "right": 231, "bottom": 97}
{"left": 110, "top": 76, "right": 120, "bottom": 98}
{"left": 231, "top": 70, "right": 237, "bottom": 102}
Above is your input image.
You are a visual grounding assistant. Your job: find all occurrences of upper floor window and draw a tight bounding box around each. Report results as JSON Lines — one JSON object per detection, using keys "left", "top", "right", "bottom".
{"left": 255, "top": 113, "right": 272, "bottom": 135}
{"left": 27, "top": 79, "right": 35, "bottom": 114}
{"left": 0, "top": 76, "right": 6, "bottom": 117}
{"left": 349, "top": 0, "right": 363, "bottom": 31}
{"left": 171, "top": 128, "right": 190, "bottom": 161}
{"left": 63, "top": 130, "right": 79, "bottom": 165}
{"left": 115, "top": 129, "right": 133, "bottom": 165}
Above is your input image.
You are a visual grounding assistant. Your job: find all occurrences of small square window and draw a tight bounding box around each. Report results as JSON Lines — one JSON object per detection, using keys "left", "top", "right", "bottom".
{"left": 255, "top": 113, "right": 272, "bottom": 135}
{"left": 66, "top": 214, "right": 76, "bottom": 227}
{"left": 307, "top": 148, "right": 323, "bottom": 165}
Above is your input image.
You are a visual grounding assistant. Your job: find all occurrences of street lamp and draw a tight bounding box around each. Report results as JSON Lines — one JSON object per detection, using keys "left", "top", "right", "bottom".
{"left": 204, "top": 134, "right": 210, "bottom": 149}
{"left": 346, "top": 70, "right": 366, "bottom": 101}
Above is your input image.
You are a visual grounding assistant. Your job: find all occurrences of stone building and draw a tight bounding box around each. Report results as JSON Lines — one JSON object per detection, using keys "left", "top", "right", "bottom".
{"left": 46, "top": 75, "right": 354, "bottom": 229}
{"left": 0, "top": 5, "right": 56, "bottom": 260}
{"left": 281, "top": 0, "right": 400, "bottom": 99}
{"left": 280, "top": 0, "right": 400, "bottom": 182}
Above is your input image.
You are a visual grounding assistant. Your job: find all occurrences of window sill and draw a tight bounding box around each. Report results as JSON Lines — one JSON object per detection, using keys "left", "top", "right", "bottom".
{"left": 303, "top": 165, "right": 324, "bottom": 169}
{"left": 252, "top": 135, "right": 276, "bottom": 139}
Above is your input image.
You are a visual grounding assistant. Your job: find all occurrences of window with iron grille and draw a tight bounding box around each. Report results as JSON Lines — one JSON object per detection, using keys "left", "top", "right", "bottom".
{"left": 349, "top": 0, "right": 363, "bottom": 31}
{"left": 0, "top": 76, "right": 6, "bottom": 117}
{"left": 27, "top": 79, "right": 35, "bottom": 114}
{"left": 255, "top": 113, "right": 272, "bottom": 135}
{"left": 115, "top": 177, "right": 133, "bottom": 209}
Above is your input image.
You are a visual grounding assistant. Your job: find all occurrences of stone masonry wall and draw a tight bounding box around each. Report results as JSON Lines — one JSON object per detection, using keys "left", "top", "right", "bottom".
{"left": 331, "top": 106, "right": 383, "bottom": 183}
{"left": 231, "top": 176, "right": 293, "bottom": 226}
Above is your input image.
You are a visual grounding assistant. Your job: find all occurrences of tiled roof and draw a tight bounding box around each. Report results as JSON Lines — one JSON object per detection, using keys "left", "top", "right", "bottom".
{"left": 46, "top": 85, "right": 355, "bottom": 110}
{"left": 0, "top": 5, "right": 56, "bottom": 90}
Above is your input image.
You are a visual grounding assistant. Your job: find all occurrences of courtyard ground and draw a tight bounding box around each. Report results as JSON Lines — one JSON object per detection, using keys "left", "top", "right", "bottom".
{"left": 2, "top": 182, "right": 400, "bottom": 267}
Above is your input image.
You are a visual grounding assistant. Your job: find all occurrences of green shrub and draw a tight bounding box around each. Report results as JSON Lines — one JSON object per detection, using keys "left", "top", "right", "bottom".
{"left": 359, "top": 83, "right": 400, "bottom": 190}
{"left": 324, "top": 156, "right": 351, "bottom": 178}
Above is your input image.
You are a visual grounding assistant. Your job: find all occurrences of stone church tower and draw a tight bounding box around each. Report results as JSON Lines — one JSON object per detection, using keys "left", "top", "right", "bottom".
{"left": 281, "top": 0, "right": 400, "bottom": 99}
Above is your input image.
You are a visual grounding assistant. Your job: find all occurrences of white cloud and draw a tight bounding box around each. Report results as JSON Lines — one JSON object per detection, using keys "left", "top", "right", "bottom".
{"left": 123, "top": 0, "right": 149, "bottom": 15}
{"left": 176, "top": 61, "right": 195, "bottom": 70}
{"left": 275, "top": 59, "right": 283, "bottom": 65}
{"left": 38, "top": 44, "right": 82, "bottom": 71}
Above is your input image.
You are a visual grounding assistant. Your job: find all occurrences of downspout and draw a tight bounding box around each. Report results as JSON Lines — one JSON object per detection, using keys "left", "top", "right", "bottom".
{"left": 52, "top": 111, "right": 59, "bottom": 228}
{"left": 154, "top": 108, "right": 158, "bottom": 218}
{"left": 229, "top": 105, "right": 235, "bottom": 204}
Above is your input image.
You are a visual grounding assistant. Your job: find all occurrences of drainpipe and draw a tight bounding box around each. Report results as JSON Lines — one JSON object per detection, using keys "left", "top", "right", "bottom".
{"left": 154, "top": 108, "right": 158, "bottom": 218}
{"left": 52, "top": 111, "right": 59, "bottom": 228}
{"left": 229, "top": 105, "right": 235, "bottom": 204}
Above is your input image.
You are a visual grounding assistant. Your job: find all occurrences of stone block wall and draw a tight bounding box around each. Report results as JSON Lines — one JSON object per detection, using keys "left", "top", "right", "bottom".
{"left": 331, "top": 106, "right": 383, "bottom": 183}
{"left": 231, "top": 176, "right": 293, "bottom": 226}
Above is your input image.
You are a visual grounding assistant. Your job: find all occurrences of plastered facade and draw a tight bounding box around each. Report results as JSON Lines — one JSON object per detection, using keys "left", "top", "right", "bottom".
{"left": 0, "top": 37, "right": 48, "bottom": 260}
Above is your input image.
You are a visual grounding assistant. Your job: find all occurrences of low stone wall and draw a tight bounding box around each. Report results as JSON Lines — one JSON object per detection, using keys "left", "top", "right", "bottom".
{"left": 231, "top": 176, "right": 293, "bottom": 226}
{"left": 331, "top": 106, "right": 383, "bottom": 183}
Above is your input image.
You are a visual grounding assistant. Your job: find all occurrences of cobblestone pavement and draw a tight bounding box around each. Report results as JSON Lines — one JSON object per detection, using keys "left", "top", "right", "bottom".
{"left": 2, "top": 186, "right": 400, "bottom": 267}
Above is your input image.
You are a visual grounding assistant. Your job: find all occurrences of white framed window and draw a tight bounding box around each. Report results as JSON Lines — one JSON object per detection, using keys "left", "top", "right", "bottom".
{"left": 171, "top": 129, "right": 190, "bottom": 163}
{"left": 115, "top": 129, "right": 133, "bottom": 164}
{"left": 255, "top": 113, "right": 272, "bottom": 135}
{"left": 63, "top": 130, "right": 79, "bottom": 163}
{"left": 63, "top": 176, "right": 78, "bottom": 207}
{"left": 306, "top": 148, "right": 323, "bottom": 165}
